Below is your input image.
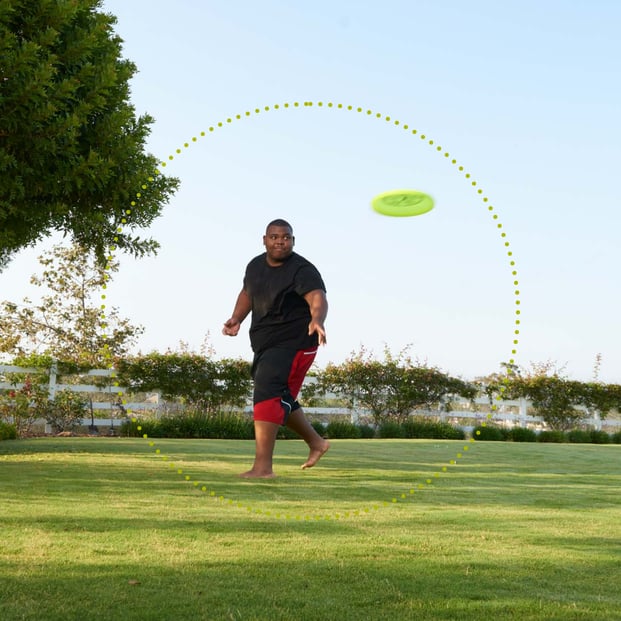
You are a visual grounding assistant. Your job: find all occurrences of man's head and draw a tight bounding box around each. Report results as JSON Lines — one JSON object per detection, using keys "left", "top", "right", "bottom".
{"left": 263, "top": 219, "right": 294, "bottom": 265}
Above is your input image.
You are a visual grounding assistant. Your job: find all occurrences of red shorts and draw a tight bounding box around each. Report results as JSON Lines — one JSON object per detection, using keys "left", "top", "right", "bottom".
{"left": 252, "top": 347, "right": 317, "bottom": 425}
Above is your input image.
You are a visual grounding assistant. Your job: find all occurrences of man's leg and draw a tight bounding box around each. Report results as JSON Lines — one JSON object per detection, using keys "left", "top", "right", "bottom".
{"left": 286, "top": 408, "right": 330, "bottom": 469}
{"left": 240, "top": 420, "right": 279, "bottom": 478}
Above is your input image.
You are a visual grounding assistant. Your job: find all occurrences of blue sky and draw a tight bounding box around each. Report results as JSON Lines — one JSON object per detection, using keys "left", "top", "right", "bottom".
{"left": 1, "top": 0, "right": 620, "bottom": 382}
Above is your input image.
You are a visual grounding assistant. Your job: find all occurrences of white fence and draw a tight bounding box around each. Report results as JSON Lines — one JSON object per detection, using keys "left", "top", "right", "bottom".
{"left": 0, "top": 363, "right": 154, "bottom": 431}
{"left": 1, "top": 363, "right": 619, "bottom": 432}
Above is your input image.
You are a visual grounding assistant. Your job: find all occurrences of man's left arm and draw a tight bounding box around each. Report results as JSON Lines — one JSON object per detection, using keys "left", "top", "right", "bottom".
{"left": 303, "top": 289, "right": 328, "bottom": 345}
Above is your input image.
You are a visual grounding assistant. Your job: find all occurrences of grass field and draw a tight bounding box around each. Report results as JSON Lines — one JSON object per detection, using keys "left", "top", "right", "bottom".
{"left": 1, "top": 437, "right": 620, "bottom": 621}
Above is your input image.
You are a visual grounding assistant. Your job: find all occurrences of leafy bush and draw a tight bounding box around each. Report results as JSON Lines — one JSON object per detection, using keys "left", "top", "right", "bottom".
{"left": 508, "top": 427, "right": 537, "bottom": 442}
{"left": 472, "top": 425, "right": 507, "bottom": 441}
{"left": 0, "top": 421, "right": 18, "bottom": 440}
{"left": 46, "top": 390, "right": 89, "bottom": 433}
{"left": 119, "top": 411, "right": 253, "bottom": 439}
{"left": 119, "top": 418, "right": 161, "bottom": 438}
{"left": 311, "top": 421, "right": 326, "bottom": 436}
{"left": 567, "top": 429, "right": 592, "bottom": 444}
{"left": 611, "top": 431, "right": 621, "bottom": 444}
{"left": 358, "top": 424, "right": 376, "bottom": 438}
{"left": 537, "top": 430, "right": 567, "bottom": 443}
{"left": 0, "top": 378, "right": 49, "bottom": 436}
{"left": 326, "top": 420, "right": 362, "bottom": 439}
{"left": 402, "top": 419, "right": 465, "bottom": 440}
{"left": 376, "top": 421, "right": 405, "bottom": 439}
{"left": 590, "top": 430, "right": 611, "bottom": 444}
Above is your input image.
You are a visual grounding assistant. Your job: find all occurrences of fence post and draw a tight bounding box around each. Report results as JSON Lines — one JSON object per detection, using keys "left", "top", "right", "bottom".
{"left": 48, "top": 360, "right": 58, "bottom": 401}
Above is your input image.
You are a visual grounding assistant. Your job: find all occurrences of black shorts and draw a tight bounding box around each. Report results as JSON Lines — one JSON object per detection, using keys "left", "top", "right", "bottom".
{"left": 252, "top": 347, "right": 317, "bottom": 425}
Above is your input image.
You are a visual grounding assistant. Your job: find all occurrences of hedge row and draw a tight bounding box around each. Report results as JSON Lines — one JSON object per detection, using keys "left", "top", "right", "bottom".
{"left": 119, "top": 414, "right": 466, "bottom": 440}
{"left": 473, "top": 425, "right": 621, "bottom": 444}
{"left": 0, "top": 421, "right": 18, "bottom": 441}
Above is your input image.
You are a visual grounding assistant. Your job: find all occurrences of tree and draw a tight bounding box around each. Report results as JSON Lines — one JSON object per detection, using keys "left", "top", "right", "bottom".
{"left": 0, "top": 0, "right": 179, "bottom": 269}
{"left": 0, "top": 243, "right": 142, "bottom": 367}
{"left": 115, "top": 351, "right": 253, "bottom": 414}
{"left": 482, "top": 361, "right": 621, "bottom": 431}
{"left": 305, "top": 346, "right": 477, "bottom": 425}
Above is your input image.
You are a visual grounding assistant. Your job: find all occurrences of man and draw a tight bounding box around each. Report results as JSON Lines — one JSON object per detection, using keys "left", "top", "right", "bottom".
{"left": 222, "top": 219, "right": 330, "bottom": 478}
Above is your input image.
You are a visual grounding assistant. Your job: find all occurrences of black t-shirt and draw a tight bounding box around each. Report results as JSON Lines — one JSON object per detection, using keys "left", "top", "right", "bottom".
{"left": 243, "top": 252, "right": 326, "bottom": 353}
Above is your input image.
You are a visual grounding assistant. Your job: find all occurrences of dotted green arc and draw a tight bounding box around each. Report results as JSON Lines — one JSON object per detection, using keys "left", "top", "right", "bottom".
{"left": 100, "top": 101, "right": 522, "bottom": 521}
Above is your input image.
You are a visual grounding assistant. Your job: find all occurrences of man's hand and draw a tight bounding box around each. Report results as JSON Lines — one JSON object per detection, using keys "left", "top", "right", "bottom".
{"left": 308, "top": 320, "right": 327, "bottom": 345}
{"left": 222, "top": 317, "right": 241, "bottom": 336}
{"left": 304, "top": 289, "right": 328, "bottom": 346}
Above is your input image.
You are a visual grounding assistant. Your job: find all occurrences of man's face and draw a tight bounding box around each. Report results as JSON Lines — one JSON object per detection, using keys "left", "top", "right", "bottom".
{"left": 263, "top": 225, "right": 294, "bottom": 264}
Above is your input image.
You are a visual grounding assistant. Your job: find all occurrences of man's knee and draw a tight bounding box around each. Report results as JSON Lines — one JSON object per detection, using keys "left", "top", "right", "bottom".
{"left": 254, "top": 392, "right": 300, "bottom": 425}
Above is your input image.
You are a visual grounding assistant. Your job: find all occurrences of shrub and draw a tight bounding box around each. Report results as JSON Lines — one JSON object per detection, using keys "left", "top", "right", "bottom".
{"left": 377, "top": 421, "right": 405, "bottom": 439}
{"left": 403, "top": 419, "right": 465, "bottom": 440}
{"left": 567, "top": 429, "right": 592, "bottom": 444}
{"left": 0, "top": 421, "right": 18, "bottom": 440}
{"left": 611, "top": 431, "right": 621, "bottom": 444}
{"left": 472, "top": 425, "right": 506, "bottom": 441}
{"left": 311, "top": 421, "right": 326, "bottom": 436}
{"left": 46, "top": 390, "right": 89, "bottom": 433}
{"left": 205, "top": 413, "right": 254, "bottom": 439}
{"left": 326, "top": 420, "right": 362, "bottom": 439}
{"left": 0, "top": 379, "right": 49, "bottom": 436}
{"left": 402, "top": 419, "right": 435, "bottom": 439}
{"left": 118, "top": 411, "right": 254, "bottom": 439}
{"left": 537, "top": 430, "right": 567, "bottom": 443}
{"left": 358, "top": 423, "right": 376, "bottom": 438}
{"left": 119, "top": 418, "right": 162, "bottom": 437}
{"left": 509, "top": 427, "right": 537, "bottom": 442}
{"left": 590, "top": 430, "right": 611, "bottom": 444}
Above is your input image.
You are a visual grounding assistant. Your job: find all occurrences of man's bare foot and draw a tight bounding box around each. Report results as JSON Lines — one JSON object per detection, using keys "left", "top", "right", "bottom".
{"left": 301, "top": 440, "right": 330, "bottom": 470}
{"left": 239, "top": 470, "right": 276, "bottom": 479}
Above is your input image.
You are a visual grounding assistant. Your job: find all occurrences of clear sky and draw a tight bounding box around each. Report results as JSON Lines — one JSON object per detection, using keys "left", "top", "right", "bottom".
{"left": 1, "top": 0, "right": 620, "bottom": 383}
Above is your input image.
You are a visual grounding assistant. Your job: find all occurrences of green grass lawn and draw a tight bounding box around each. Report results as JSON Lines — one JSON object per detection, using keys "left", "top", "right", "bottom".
{"left": 1, "top": 437, "right": 620, "bottom": 621}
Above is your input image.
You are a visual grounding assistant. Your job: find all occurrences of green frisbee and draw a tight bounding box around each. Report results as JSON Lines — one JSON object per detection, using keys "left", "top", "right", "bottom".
{"left": 371, "top": 189, "right": 434, "bottom": 217}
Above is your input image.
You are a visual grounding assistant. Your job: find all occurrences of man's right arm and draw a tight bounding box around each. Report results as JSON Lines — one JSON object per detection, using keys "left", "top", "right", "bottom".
{"left": 222, "top": 289, "right": 252, "bottom": 336}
